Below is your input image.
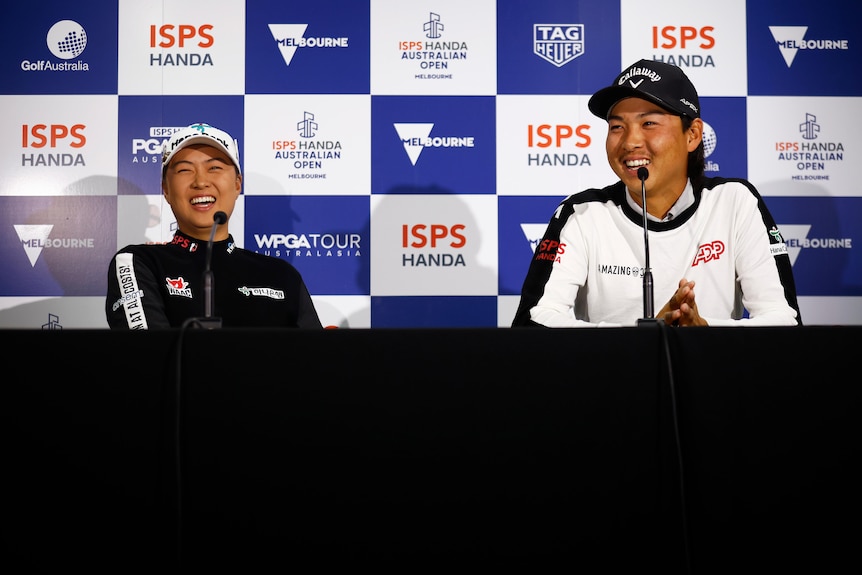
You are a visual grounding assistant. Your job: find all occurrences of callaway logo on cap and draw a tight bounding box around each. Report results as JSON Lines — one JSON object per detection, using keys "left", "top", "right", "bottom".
{"left": 588, "top": 59, "right": 700, "bottom": 120}
{"left": 161, "top": 123, "right": 242, "bottom": 177}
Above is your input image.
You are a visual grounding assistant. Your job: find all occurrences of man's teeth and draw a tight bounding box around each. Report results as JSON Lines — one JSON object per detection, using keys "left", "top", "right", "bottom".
{"left": 626, "top": 160, "right": 649, "bottom": 168}
{"left": 191, "top": 197, "right": 215, "bottom": 205}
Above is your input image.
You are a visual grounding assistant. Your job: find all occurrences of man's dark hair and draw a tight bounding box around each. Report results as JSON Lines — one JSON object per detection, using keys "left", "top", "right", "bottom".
{"left": 682, "top": 115, "right": 705, "bottom": 189}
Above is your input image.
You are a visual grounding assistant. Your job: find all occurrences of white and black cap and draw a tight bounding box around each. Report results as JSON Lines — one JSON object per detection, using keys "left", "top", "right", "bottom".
{"left": 588, "top": 59, "right": 700, "bottom": 120}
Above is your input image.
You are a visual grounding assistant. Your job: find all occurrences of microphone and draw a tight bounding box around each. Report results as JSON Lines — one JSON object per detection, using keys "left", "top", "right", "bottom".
{"left": 636, "top": 167, "right": 655, "bottom": 326}
{"left": 199, "top": 211, "right": 227, "bottom": 329}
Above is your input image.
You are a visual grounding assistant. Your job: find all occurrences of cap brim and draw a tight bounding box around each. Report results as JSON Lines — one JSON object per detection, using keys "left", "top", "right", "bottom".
{"left": 162, "top": 136, "right": 240, "bottom": 176}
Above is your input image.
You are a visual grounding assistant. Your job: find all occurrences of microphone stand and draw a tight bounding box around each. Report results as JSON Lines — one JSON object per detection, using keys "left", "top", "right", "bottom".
{"left": 636, "top": 167, "right": 656, "bottom": 327}
{"left": 195, "top": 211, "right": 227, "bottom": 330}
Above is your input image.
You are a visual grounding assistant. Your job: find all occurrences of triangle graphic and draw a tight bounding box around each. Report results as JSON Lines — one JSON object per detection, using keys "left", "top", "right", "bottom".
{"left": 393, "top": 123, "right": 434, "bottom": 166}
{"left": 14, "top": 224, "right": 53, "bottom": 267}
{"left": 268, "top": 24, "right": 308, "bottom": 66}
{"left": 768, "top": 26, "right": 807, "bottom": 67}
{"left": 776, "top": 224, "right": 811, "bottom": 266}
{"left": 520, "top": 223, "right": 548, "bottom": 253}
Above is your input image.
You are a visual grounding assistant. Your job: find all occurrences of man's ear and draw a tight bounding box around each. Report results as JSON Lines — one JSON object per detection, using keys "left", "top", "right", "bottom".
{"left": 687, "top": 118, "right": 704, "bottom": 152}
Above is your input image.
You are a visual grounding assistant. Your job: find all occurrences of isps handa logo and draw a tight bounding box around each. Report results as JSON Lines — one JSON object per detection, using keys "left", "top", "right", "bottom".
{"left": 21, "top": 20, "right": 89, "bottom": 72}
{"left": 149, "top": 23, "right": 215, "bottom": 67}
{"left": 401, "top": 223, "right": 466, "bottom": 267}
{"left": 20, "top": 123, "right": 87, "bottom": 168}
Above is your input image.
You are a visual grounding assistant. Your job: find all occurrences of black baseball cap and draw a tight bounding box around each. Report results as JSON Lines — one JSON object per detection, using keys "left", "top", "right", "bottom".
{"left": 588, "top": 59, "right": 700, "bottom": 120}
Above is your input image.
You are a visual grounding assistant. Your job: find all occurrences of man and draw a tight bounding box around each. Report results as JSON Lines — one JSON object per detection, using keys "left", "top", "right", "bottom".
{"left": 512, "top": 60, "right": 801, "bottom": 327}
{"left": 106, "top": 123, "right": 322, "bottom": 329}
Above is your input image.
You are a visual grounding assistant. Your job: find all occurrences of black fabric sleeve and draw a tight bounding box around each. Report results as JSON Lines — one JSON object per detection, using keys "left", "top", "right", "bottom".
{"left": 296, "top": 280, "right": 324, "bottom": 329}
{"left": 105, "top": 250, "right": 172, "bottom": 329}
{"left": 749, "top": 184, "right": 804, "bottom": 326}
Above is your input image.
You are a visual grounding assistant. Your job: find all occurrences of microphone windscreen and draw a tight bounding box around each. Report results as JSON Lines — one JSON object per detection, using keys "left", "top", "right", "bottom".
{"left": 214, "top": 211, "right": 228, "bottom": 225}
{"left": 637, "top": 167, "right": 649, "bottom": 181}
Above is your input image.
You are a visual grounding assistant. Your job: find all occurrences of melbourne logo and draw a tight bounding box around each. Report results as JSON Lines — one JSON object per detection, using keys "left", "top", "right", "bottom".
{"left": 20, "top": 20, "right": 89, "bottom": 72}
{"left": 778, "top": 224, "right": 852, "bottom": 266}
{"left": 768, "top": 26, "right": 849, "bottom": 67}
{"left": 533, "top": 24, "right": 584, "bottom": 67}
{"left": 268, "top": 24, "right": 349, "bottom": 66}
{"left": 14, "top": 224, "right": 95, "bottom": 267}
{"left": 393, "top": 123, "right": 475, "bottom": 166}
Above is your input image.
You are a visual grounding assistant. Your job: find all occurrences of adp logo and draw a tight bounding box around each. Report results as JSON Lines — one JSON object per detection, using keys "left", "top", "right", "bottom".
{"left": 533, "top": 24, "right": 585, "bottom": 67}
{"left": 20, "top": 20, "right": 90, "bottom": 72}
{"left": 149, "top": 23, "right": 215, "bottom": 66}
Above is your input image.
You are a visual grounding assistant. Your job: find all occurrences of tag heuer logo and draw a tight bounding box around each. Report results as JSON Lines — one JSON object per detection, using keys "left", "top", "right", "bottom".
{"left": 534, "top": 24, "right": 585, "bottom": 67}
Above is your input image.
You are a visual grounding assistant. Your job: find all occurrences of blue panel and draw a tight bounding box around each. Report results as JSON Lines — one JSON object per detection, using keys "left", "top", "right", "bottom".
{"left": 245, "top": 0, "right": 370, "bottom": 94}
{"left": 1, "top": 2, "right": 118, "bottom": 95}
{"left": 372, "top": 295, "right": 498, "bottom": 327}
{"left": 244, "top": 195, "right": 370, "bottom": 295}
{"left": 371, "top": 95, "right": 496, "bottom": 195}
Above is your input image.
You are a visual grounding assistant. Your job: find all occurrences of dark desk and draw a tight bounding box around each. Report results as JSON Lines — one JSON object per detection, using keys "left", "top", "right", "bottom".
{"left": 4, "top": 326, "right": 860, "bottom": 572}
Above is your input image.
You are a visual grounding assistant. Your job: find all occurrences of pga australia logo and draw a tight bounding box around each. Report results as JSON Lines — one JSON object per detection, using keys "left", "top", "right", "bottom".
{"left": 533, "top": 24, "right": 584, "bottom": 67}
{"left": 21, "top": 20, "right": 89, "bottom": 72}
